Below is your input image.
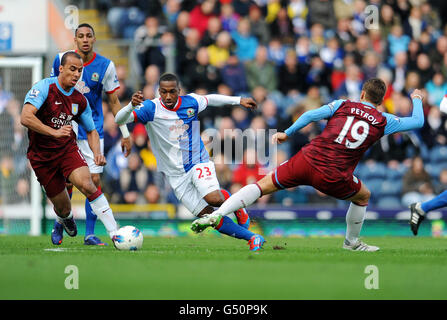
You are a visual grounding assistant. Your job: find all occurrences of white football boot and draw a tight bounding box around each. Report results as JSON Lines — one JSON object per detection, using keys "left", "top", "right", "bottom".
{"left": 343, "top": 239, "right": 380, "bottom": 252}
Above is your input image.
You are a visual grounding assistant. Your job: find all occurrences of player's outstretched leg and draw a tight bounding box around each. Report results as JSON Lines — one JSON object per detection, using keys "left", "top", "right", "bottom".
{"left": 193, "top": 180, "right": 274, "bottom": 251}
{"left": 84, "top": 172, "right": 107, "bottom": 245}
{"left": 214, "top": 215, "right": 265, "bottom": 252}
{"left": 192, "top": 210, "right": 265, "bottom": 251}
{"left": 85, "top": 189, "right": 118, "bottom": 238}
{"left": 51, "top": 185, "right": 74, "bottom": 245}
{"left": 220, "top": 189, "right": 250, "bottom": 229}
{"left": 69, "top": 167, "right": 118, "bottom": 240}
{"left": 409, "top": 202, "right": 425, "bottom": 236}
{"left": 192, "top": 183, "right": 263, "bottom": 233}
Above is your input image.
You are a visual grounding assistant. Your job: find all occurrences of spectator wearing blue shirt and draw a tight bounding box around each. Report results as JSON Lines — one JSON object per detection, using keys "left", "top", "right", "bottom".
{"left": 425, "top": 73, "right": 447, "bottom": 107}
{"left": 387, "top": 25, "right": 411, "bottom": 67}
{"left": 231, "top": 18, "right": 258, "bottom": 62}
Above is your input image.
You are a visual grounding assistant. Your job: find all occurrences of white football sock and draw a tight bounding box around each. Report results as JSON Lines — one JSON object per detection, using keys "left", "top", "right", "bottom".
{"left": 89, "top": 194, "right": 118, "bottom": 237}
{"left": 213, "top": 184, "right": 262, "bottom": 216}
{"left": 345, "top": 202, "right": 367, "bottom": 244}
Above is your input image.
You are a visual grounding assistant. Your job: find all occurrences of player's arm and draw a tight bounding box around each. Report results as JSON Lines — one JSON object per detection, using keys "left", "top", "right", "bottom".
{"left": 115, "top": 91, "right": 140, "bottom": 125}
{"left": 20, "top": 103, "right": 72, "bottom": 138}
{"left": 383, "top": 90, "right": 425, "bottom": 135}
{"left": 107, "top": 90, "right": 132, "bottom": 157}
{"left": 189, "top": 93, "right": 257, "bottom": 113}
{"left": 21, "top": 79, "right": 71, "bottom": 138}
{"left": 205, "top": 94, "right": 257, "bottom": 110}
{"left": 103, "top": 60, "right": 132, "bottom": 156}
{"left": 273, "top": 100, "right": 344, "bottom": 144}
{"left": 115, "top": 91, "right": 155, "bottom": 125}
{"left": 79, "top": 100, "right": 106, "bottom": 166}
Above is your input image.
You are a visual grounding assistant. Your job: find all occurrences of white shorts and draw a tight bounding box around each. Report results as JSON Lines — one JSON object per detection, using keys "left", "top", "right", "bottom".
{"left": 76, "top": 139, "right": 104, "bottom": 174}
{"left": 167, "top": 162, "right": 221, "bottom": 216}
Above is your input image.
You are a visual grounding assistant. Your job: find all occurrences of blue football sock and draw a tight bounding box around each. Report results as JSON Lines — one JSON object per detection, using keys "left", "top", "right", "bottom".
{"left": 421, "top": 190, "right": 447, "bottom": 213}
{"left": 215, "top": 216, "right": 254, "bottom": 241}
{"left": 85, "top": 198, "right": 97, "bottom": 237}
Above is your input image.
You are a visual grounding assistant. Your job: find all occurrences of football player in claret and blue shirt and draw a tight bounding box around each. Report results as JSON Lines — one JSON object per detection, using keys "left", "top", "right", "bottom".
{"left": 21, "top": 51, "right": 119, "bottom": 242}
{"left": 50, "top": 23, "right": 132, "bottom": 246}
{"left": 193, "top": 78, "right": 425, "bottom": 252}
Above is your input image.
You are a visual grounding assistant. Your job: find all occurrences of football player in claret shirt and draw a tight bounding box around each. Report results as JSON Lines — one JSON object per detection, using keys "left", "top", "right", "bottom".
{"left": 50, "top": 23, "right": 132, "bottom": 246}
{"left": 193, "top": 78, "right": 425, "bottom": 252}
{"left": 21, "top": 51, "right": 119, "bottom": 241}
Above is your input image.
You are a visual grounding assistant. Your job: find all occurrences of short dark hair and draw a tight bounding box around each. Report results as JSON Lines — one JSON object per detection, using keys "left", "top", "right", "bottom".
{"left": 362, "top": 78, "right": 387, "bottom": 105}
{"left": 61, "top": 51, "right": 82, "bottom": 66}
{"left": 159, "top": 73, "right": 179, "bottom": 85}
{"left": 75, "top": 23, "right": 95, "bottom": 36}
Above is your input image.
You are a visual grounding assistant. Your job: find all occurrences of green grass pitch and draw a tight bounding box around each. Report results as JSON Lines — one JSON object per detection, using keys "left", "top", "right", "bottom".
{"left": 1, "top": 235, "right": 446, "bottom": 300}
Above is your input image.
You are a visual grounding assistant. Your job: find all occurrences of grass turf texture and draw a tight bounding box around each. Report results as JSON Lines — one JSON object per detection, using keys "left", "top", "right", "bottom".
{"left": 0, "top": 235, "right": 446, "bottom": 299}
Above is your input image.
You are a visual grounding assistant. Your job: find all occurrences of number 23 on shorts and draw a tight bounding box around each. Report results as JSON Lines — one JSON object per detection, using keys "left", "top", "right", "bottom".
{"left": 196, "top": 166, "right": 212, "bottom": 179}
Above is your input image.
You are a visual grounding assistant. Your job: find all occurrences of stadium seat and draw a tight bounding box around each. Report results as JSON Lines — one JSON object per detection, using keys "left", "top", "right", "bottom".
{"left": 376, "top": 196, "right": 402, "bottom": 208}
{"left": 356, "top": 162, "right": 387, "bottom": 180}
{"left": 353, "top": 162, "right": 364, "bottom": 177}
{"left": 429, "top": 146, "right": 447, "bottom": 164}
{"left": 379, "top": 180, "right": 402, "bottom": 197}
{"left": 363, "top": 179, "right": 384, "bottom": 203}
{"left": 425, "top": 163, "right": 445, "bottom": 179}
{"left": 385, "top": 165, "right": 406, "bottom": 180}
{"left": 420, "top": 144, "right": 430, "bottom": 162}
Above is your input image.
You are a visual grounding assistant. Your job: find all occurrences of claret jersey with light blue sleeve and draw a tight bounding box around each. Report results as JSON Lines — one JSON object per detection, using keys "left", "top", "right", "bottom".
{"left": 132, "top": 93, "right": 210, "bottom": 176}
{"left": 284, "top": 98, "right": 424, "bottom": 176}
{"left": 23, "top": 77, "right": 95, "bottom": 161}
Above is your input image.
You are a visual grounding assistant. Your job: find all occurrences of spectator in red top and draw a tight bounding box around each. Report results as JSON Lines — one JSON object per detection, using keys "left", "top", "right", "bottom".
{"left": 189, "top": 0, "right": 217, "bottom": 38}
{"left": 232, "top": 148, "right": 265, "bottom": 188}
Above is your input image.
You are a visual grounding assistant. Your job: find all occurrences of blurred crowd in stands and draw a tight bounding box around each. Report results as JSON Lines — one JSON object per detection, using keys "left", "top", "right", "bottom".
{"left": 3, "top": 0, "right": 447, "bottom": 209}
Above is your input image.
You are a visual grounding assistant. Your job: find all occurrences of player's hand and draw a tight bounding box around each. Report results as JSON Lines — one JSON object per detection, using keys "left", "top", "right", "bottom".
{"left": 121, "top": 136, "right": 132, "bottom": 157}
{"left": 411, "top": 89, "right": 424, "bottom": 101}
{"left": 240, "top": 97, "right": 257, "bottom": 110}
{"left": 131, "top": 91, "right": 144, "bottom": 107}
{"left": 53, "top": 125, "right": 72, "bottom": 138}
{"left": 272, "top": 132, "right": 288, "bottom": 144}
{"left": 94, "top": 154, "right": 107, "bottom": 166}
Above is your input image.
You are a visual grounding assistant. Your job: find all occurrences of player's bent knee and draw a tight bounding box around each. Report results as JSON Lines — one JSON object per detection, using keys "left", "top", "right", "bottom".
{"left": 353, "top": 190, "right": 370, "bottom": 206}
{"left": 55, "top": 204, "right": 71, "bottom": 217}
{"left": 204, "top": 192, "right": 224, "bottom": 207}
{"left": 206, "top": 197, "right": 224, "bottom": 207}
{"left": 78, "top": 181, "right": 97, "bottom": 197}
{"left": 91, "top": 174, "right": 101, "bottom": 187}
{"left": 197, "top": 206, "right": 215, "bottom": 217}
{"left": 257, "top": 174, "right": 279, "bottom": 195}
{"left": 353, "top": 200, "right": 369, "bottom": 207}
